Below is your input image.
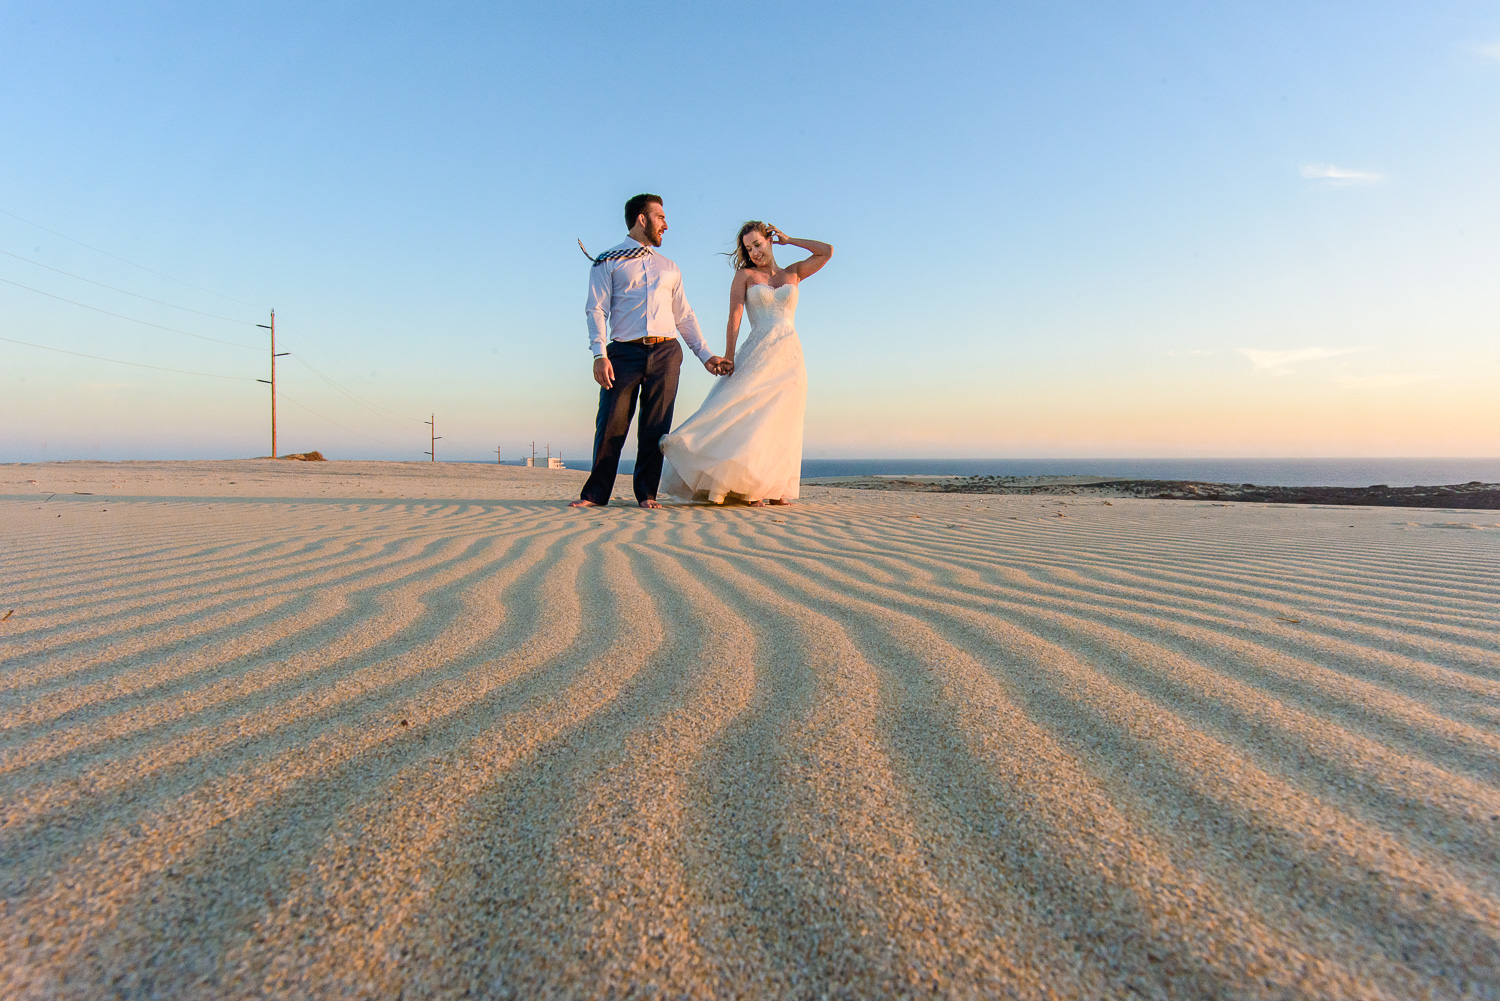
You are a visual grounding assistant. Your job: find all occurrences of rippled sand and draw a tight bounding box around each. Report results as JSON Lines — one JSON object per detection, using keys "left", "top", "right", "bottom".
{"left": 2, "top": 460, "right": 1498, "bottom": 999}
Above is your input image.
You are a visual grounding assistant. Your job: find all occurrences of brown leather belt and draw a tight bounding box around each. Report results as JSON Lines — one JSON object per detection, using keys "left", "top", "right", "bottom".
{"left": 635, "top": 336, "right": 672, "bottom": 346}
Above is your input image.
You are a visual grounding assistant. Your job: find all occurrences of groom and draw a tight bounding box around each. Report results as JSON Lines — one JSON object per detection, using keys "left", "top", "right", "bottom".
{"left": 571, "top": 194, "right": 729, "bottom": 509}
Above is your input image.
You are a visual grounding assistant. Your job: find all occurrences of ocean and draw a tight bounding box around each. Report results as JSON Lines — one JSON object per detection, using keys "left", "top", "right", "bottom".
{"left": 546, "top": 457, "right": 1500, "bottom": 488}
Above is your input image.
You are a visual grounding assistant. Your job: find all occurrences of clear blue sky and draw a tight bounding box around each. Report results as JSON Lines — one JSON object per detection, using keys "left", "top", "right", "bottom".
{"left": 3, "top": 2, "right": 1497, "bottom": 461}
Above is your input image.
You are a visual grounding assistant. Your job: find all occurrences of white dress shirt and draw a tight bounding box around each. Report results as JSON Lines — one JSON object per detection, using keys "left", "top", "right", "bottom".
{"left": 585, "top": 238, "right": 714, "bottom": 363}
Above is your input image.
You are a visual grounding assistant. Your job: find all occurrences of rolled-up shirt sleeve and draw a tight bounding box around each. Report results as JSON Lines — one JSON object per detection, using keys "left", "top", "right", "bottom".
{"left": 671, "top": 273, "right": 714, "bottom": 363}
{"left": 585, "top": 263, "right": 611, "bottom": 358}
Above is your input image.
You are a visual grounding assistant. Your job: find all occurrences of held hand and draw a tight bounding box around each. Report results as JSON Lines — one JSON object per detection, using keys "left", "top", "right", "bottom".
{"left": 593, "top": 356, "right": 615, "bottom": 389}
{"left": 705, "top": 356, "right": 733, "bottom": 377}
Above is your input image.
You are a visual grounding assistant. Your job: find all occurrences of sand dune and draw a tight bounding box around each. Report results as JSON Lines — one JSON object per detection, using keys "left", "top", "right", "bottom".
{"left": 2, "top": 460, "right": 1498, "bottom": 999}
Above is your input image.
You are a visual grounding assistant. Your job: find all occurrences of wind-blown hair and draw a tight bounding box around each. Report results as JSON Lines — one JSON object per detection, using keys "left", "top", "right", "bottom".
{"left": 726, "top": 220, "right": 774, "bottom": 269}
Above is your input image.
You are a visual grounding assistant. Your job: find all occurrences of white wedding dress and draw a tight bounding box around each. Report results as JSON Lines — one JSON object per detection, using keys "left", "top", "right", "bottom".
{"left": 660, "top": 282, "right": 806, "bottom": 503}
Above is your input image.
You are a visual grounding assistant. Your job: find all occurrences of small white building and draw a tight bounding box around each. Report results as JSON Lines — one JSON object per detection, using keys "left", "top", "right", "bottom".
{"left": 524, "top": 456, "right": 565, "bottom": 469}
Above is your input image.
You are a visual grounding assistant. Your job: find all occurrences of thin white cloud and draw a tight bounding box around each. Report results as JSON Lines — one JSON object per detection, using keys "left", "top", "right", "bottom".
{"left": 1238, "top": 347, "right": 1363, "bottom": 373}
{"left": 1336, "top": 373, "right": 1439, "bottom": 389}
{"left": 1166, "top": 349, "right": 1213, "bottom": 358}
{"left": 1481, "top": 42, "right": 1500, "bottom": 60}
{"left": 1300, "top": 163, "right": 1382, "bottom": 185}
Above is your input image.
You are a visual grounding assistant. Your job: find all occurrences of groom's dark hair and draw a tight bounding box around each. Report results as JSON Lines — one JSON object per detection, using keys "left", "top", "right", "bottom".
{"left": 625, "top": 193, "right": 662, "bottom": 229}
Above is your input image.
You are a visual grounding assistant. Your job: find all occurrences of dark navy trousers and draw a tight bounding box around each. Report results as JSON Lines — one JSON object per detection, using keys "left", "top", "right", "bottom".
{"left": 579, "top": 339, "right": 682, "bottom": 505}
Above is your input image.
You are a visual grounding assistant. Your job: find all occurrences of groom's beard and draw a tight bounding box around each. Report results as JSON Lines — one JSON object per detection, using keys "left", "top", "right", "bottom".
{"left": 645, "top": 224, "right": 664, "bottom": 246}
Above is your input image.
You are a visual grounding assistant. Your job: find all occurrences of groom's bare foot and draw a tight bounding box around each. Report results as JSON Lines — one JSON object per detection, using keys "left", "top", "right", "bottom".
{"left": 768, "top": 498, "right": 792, "bottom": 506}
{"left": 569, "top": 499, "right": 600, "bottom": 508}
{"left": 639, "top": 498, "right": 663, "bottom": 509}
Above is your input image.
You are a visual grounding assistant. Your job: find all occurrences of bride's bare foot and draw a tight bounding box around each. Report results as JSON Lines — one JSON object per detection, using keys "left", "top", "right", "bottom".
{"left": 568, "top": 498, "right": 600, "bottom": 508}
{"left": 639, "top": 497, "right": 663, "bottom": 509}
{"left": 768, "top": 498, "right": 792, "bottom": 506}
{"left": 748, "top": 499, "right": 766, "bottom": 507}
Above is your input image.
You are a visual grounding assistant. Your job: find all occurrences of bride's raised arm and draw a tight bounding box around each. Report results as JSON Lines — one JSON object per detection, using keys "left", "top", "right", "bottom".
{"left": 769, "top": 226, "right": 833, "bottom": 280}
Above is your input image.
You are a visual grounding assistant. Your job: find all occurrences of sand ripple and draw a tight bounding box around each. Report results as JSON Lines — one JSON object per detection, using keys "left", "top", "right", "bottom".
{"left": 2, "top": 464, "right": 1498, "bottom": 999}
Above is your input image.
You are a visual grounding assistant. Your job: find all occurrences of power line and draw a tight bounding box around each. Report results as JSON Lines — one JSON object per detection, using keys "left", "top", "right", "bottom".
{"left": 289, "top": 353, "right": 422, "bottom": 428}
{"left": 279, "top": 391, "right": 404, "bottom": 449}
{"left": 0, "top": 248, "right": 258, "bottom": 325}
{"left": 5, "top": 331, "right": 408, "bottom": 450}
{"left": 0, "top": 206, "right": 264, "bottom": 309}
{"left": 0, "top": 275, "right": 259, "bottom": 350}
{"left": 0, "top": 334, "right": 255, "bottom": 380}
{"left": 3, "top": 208, "right": 425, "bottom": 453}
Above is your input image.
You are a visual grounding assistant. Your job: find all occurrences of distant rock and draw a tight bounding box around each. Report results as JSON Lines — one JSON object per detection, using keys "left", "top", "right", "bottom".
{"left": 253, "top": 451, "right": 326, "bottom": 461}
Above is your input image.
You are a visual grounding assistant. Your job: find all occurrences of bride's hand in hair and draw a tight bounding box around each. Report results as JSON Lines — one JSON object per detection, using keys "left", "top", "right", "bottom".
{"left": 768, "top": 225, "right": 790, "bottom": 245}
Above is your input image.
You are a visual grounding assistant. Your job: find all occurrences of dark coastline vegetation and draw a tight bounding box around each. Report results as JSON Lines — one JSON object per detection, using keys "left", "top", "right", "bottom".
{"left": 812, "top": 476, "right": 1500, "bottom": 509}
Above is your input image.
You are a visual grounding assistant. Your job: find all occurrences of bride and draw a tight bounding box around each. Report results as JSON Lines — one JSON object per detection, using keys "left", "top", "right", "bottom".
{"left": 660, "top": 222, "right": 833, "bottom": 506}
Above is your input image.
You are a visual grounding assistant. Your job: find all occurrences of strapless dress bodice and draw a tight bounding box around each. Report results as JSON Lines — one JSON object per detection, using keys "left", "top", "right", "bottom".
{"left": 745, "top": 282, "right": 798, "bottom": 333}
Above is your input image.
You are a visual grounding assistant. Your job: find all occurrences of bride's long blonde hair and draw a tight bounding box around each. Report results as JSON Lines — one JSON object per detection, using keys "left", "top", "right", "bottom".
{"left": 725, "top": 220, "right": 774, "bottom": 270}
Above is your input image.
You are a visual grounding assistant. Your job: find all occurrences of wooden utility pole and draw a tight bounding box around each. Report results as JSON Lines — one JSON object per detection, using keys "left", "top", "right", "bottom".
{"left": 255, "top": 310, "right": 288, "bottom": 457}
{"left": 424, "top": 414, "right": 440, "bottom": 461}
{"left": 495, "top": 445, "right": 502, "bottom": 465}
